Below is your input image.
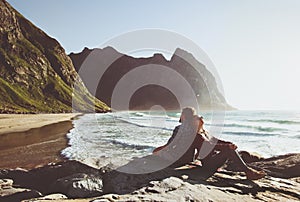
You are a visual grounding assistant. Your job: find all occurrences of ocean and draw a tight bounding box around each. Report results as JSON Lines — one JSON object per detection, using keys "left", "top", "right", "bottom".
{"left": 61, "top": 110, "right": 300, "bottom": 167}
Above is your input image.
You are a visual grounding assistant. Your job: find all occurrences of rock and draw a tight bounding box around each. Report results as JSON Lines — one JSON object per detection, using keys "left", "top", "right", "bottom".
{"left": 154, "top": 176, "right": 184, "bottom": 190}
{"left": 51, "top": 173, "right": 103, "bottom": 198}
{"left": 0, "top": 161, "right": 105, "bottom": 198}
{"left": 1, "top": 190, "right": 41, "bottom": 202}
{"left": 0, "top": 179, "right": 13, "bottom": 189}
{"left": 1, "top": 179, "right": 27, "bottom": 198}
{"left": 23, "top": 193, "right": 67, "bottom": 201}
{"left": 2, "top": 153, "right": 300, "bottom": 201}
{"left": 97, "top": 176, "right": 256, "bottom": 202}
{"left": 97, "top": 174, "right": 300, "bottom": 202}
{"left": 249, "top": 153, "right": 300, "bottom": 178}
{"left": 100, "top": 153, "right": 300, "bottom": 201}
{"left": 102, "top": 165, "right": 178, "bottom": 194}
{"left": 92, "top": 194, "right": 120, "bottom": 201}
{"left": 205, "top": 171, "right": 300, "bottom": 201}
{"left": 225, "top": 153, "right": 300, "bottom": 178}
{"left": 1, "top": 178, "right": 42, "bottom": 202}
{"left": 91, "top": 199, "right": 111, "bottom": 202}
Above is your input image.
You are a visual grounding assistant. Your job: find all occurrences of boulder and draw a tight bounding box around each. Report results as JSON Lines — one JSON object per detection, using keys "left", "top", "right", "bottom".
{"left": 50, "top": 173, "right": 103, "bottom": 198}
{"left": 249, "top": 153, "right": 300, "bottom": 178}
{"left": 0, "top": 160, "right": 106, "bottom": 198}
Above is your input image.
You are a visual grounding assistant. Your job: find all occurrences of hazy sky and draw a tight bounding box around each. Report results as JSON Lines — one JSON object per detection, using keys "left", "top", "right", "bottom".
{"left": 7, "top": 0, "right": 300, "bottom": 110}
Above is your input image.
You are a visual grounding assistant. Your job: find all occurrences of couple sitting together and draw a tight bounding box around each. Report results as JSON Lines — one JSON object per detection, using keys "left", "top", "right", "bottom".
{"left": 153, "top": 107, "right": 266, "bottom": 180}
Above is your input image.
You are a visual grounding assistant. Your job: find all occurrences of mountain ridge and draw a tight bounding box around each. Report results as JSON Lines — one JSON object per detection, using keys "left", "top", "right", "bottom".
{"left": 69, "top": 46, "right": 234, "bottom": 110}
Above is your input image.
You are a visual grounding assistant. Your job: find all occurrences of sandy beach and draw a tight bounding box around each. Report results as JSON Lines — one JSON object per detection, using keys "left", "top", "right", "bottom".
{"left": 0, "top": 114, "right": 81, "bottom": 169}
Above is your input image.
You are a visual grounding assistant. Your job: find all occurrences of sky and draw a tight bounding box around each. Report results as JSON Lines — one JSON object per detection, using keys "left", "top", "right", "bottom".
{"left": 6, "top": 0, "right": 300, "bottom": 110}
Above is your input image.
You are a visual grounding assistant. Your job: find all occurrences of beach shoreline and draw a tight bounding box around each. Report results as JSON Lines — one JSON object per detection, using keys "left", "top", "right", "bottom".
{"left": 0, "top": 113, "right": 81, "bottom": 169}
{"left": 0, "top": 114, "right": 300, "bottom": 201}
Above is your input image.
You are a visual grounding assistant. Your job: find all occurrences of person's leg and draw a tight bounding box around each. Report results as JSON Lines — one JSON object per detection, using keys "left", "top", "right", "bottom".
{"left": 201, "top": 150, "right": 229, "bottom": 173}
{"left": 202, "top": 149, "right": 266, "bottom": 180}
{"left": 226, "top": 149, "right": 249, "bottom": 171}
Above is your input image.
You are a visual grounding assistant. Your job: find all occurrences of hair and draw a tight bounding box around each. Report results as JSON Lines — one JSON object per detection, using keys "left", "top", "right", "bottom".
{"left": 179, "top": 107, "right": 196, "bottom": 122}
{"left": 194, "top": 115, "right": 203, "bottom": 120}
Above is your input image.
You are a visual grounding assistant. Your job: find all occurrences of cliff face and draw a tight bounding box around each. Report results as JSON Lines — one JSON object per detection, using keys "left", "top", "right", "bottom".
{"left": 69, "top": 47, "right": 233, "bottom": 111}
{"left": 0, "top": 0, "right": 109, "bottom": 113}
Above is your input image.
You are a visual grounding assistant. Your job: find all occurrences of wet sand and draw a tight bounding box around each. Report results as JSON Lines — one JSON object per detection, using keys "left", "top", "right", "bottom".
{"left": 0, "top": 114, "right": 81, "bottom": 169}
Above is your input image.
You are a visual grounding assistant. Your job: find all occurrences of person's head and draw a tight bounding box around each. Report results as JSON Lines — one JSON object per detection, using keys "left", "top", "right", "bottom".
{"left": 179, "top": 107, "right": 196, "bottom": 123}
{"left": 193, "top": 115, "right": 204, "bottom": 132}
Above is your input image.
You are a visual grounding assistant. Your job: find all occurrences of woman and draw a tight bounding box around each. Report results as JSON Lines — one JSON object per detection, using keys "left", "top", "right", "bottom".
{"left": 191, "top": 115, "right": 266, "bottom": 180}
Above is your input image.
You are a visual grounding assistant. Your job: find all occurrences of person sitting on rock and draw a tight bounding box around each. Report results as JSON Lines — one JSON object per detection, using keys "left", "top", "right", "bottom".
{"left": 153, "top": 107, "right": 199, "bottom": 165}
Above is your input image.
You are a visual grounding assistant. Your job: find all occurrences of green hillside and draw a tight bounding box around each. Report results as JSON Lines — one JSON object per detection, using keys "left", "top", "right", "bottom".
{"left": 0, "top": 0, "right": 109, "bottom": 113}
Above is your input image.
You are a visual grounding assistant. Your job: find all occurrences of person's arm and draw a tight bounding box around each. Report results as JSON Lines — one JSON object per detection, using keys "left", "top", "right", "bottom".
{"left": 209, "top": 135, "right": 237, "bottom": 150}
{"left": 166, "top": 125, "right": 180, "bottom": 145}
{"left": 215, "top": 141, "right": 237, "bottom": 150}
{"left": 153, "top": 145, "right": 167, "bottom": 153}
{"left": 193, "top": 133, "right": 206, "bottom": 160}
{"left": 153, "top": 125, "right": 180, "bottom": 154}
{"left": 217, "top": 139, "right": 232, "bottom": 144}
{"left": 214, "top": 143, "right": 237, "bottom": 150}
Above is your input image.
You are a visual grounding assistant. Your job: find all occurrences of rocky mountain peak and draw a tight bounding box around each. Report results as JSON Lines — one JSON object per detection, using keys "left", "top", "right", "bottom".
{"left": 69, "top": 47, "right": 233, "bottom": 110}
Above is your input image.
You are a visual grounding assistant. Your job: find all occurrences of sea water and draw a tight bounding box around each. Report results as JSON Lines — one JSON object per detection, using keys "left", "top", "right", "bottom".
{"left": 61, "top": 110, "right": 300, "bottom": 166}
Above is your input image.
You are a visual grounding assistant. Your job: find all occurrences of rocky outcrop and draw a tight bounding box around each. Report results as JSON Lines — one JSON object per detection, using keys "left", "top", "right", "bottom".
{"left": 69, "top": 47, "right": 234, "bottom": 111}
{"left": 0, "top": 0, "right": 109, "bottom": 113}
{"left": 1, "top": 153, "right": 300, "bottom": 201}
{"left": 249, "top": 153, "right": 300, "bottom": 178}
{"left": 0, "top": 179, "right": 41, "bottom": 202}
{"left": 0, "top": 160, "right": 107, "bottom": 199}
{"left": 94, "top": 175, "right": 300, "bottom": 202}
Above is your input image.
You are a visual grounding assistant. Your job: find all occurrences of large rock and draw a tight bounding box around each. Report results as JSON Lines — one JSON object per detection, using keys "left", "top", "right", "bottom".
{"left": 51, "top": 173, "right": 103, "bottom": 198}
{"left": 249, "top": 153, "right": 300, "bottom": 178}
{"left": 101, "top": 155, "right": 214, "bottom": 195}
{"left": 102, "top": 153, "right": 300, "bottom": 199}
{"left": 0, "top": 160, "right": 107, "bottom": 198}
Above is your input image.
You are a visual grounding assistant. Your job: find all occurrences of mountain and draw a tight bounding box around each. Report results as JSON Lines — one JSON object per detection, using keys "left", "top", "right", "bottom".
{"left": 69, "top": 47, "right": 234, "bottom": 111}
{"left": 0, "top": 0, "right": 110, "bottom": 113}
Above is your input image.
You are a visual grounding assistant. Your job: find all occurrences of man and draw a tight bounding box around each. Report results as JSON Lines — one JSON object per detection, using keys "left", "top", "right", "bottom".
{"left": 153, "top": 107, "right": 196, "bottom": 154}
{"left": 153, "top": 107, "right": 198, "bottom": 164}
{"left": 153, "top": 107, "right": 204, "bottom": 167}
